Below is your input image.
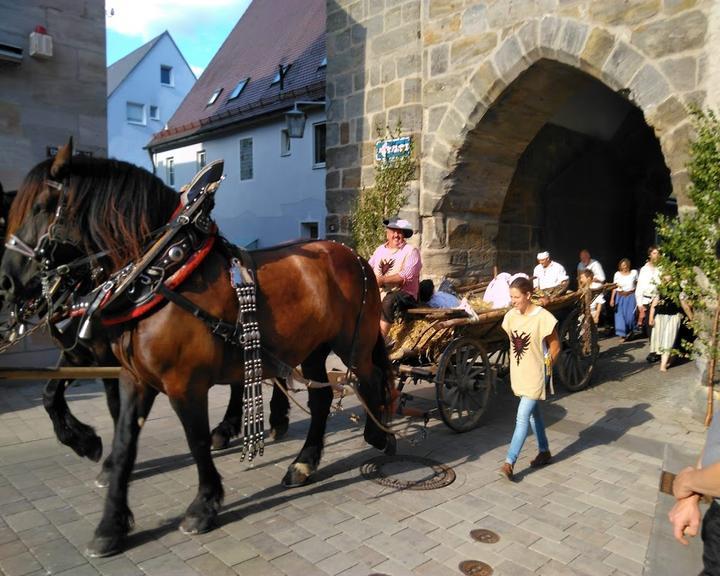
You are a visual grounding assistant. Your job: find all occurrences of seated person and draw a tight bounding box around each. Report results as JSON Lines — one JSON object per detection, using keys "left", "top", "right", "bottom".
{"left": 418, "top": 279, "right": 460, "bottom": 308}
{"left": 483, "top": 272, "right": 512, "bottom": 308}
{"left": 368, "top": 217, "right": 422, "bottom": 337}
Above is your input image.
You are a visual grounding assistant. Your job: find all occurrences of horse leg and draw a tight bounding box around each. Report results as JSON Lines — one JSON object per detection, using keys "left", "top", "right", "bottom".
{"left": 210, "top": 383, "right": 243, "bottom": 451}
{"left": 95, "top": 382, "right": 157, "bottom": 489}
{"left": 169, "top": 389, "right": 224, "bottom": 535}
{"left": 357, "top": 332, "right": 397, "bottom": 456}
{"left": 85, "top": 373, "right": 146, "bottom": 558}
{"left": 282, "top": 348, "right": 331, "bottom": 488}
{"left": 43, "top": 356, "right": 103, "bottom": 462}
{"left": 269, "top": 378, "right": 290, "bottom": 440}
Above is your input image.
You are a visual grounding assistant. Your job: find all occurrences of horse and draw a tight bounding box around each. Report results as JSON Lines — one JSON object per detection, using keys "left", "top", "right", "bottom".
{"left": 0, "top": 144, "right": 395, "bottom": 558}
{"left": 0, "top": 159, "right": 291, "bottom": 489}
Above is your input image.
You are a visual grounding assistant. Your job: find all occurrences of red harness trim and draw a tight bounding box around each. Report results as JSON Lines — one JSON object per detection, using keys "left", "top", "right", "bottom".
{"left": 101, "top": 233, "right": 216, "bottom": 326}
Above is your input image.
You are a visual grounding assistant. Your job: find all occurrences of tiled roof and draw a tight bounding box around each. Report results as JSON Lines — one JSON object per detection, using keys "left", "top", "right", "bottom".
{"left": 148, "top": 0, "right": 325, "bottom": 150}
{"left": 107, "top": 32, "right": 165, "bottom": 97}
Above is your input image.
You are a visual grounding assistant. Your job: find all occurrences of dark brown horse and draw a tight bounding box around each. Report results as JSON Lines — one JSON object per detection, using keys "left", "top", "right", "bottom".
{"left": 0, "top": 145, "right": 395, "bottom": 557}
{"left": 0, "top": 159, "right": 290, "bottom": 490}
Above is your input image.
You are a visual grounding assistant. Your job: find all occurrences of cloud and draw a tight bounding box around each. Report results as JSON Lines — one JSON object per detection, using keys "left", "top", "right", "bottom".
{"left": 191, "top": 65, "right": 204, "bottom": 79}
{"left": 106, "top": 0, "right": 247, "bottom": 39}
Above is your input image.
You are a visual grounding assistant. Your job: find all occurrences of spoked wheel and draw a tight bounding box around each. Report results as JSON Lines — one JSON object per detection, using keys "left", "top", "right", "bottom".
{"left": 435, "top": 337, "right": 493, "bottom": 432}
{"left": 557, "top": 307, "right": 599, "bottom": 392}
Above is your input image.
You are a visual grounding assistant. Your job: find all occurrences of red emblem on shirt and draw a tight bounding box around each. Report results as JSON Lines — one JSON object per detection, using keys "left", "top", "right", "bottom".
{"left": 379, "top": 259, "right": 394, "bottom": 275}
{"left": 511, "top": 330, "right": 531, "bottom": 365}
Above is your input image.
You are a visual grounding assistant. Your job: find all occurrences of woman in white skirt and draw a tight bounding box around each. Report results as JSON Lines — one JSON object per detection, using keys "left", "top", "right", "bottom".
{"left": 649, "top": 291, "right": 692, "bottom": 371}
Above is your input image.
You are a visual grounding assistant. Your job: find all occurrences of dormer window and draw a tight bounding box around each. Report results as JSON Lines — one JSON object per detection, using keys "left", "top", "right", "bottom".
{"left": 318, "top": 56, "right": 327, "bottom": 70}
{"left": 228, "top": 78, "right": 249, "bottom": 100}
{"left": 271, "top": 64, "right": 291, "bottom": 85}
{"left": 207, "top": 88, "right": 223, "bottom": 106}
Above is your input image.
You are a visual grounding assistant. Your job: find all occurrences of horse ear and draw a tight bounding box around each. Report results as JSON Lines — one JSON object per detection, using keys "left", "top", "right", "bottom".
{"left": 50, "top": 137, "right": 73, "bottom": 178}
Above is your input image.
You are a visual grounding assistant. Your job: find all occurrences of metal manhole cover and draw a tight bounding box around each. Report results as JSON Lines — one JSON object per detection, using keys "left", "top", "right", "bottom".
{"left": 360, "top": 455, "right": 455, "bottom": 490}
{"left": 459, "top": 560, "right": 493, "bottom": 576}
{"left": 470, "top": 528, "right": 500, "bottom": 544}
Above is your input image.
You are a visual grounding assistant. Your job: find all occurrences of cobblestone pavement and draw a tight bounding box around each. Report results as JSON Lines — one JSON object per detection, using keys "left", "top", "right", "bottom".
{"left": 0, "top": 331, "right": 709, "bottom": 575}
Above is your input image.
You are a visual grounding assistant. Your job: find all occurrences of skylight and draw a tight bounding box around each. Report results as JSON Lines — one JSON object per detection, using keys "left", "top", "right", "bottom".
{"left": 318, "top": 56, "right": 327, "bottom": 69}
{"left": 228, "top": 78, "right": 249, "bottom": 100}
{"left": 207, "top": 88, "right": 223, "bottom": 106}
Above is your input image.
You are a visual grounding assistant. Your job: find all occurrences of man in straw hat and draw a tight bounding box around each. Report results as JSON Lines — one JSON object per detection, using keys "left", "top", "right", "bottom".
{"left": 368, "top": 217, "right": 422, "bottom": 338}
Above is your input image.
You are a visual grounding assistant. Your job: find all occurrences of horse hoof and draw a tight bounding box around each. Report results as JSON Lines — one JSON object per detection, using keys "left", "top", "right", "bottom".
{"left": 282, "top": 463, "right": 314, "bottom": 488}
{"left": 270, "top": 423, "right": 288, "bottom": 441}
{"left": 94, "top": 469, "right": 111, "bottom": 489}
{"left": 210, "top": 431, "right": 231, "bottom": 451}
{"left": 383, "top": 434, "right": 397, "bottom": 456}
{"left": 85, "top": 535, "right": 123, "bottom": 558}
{"left": 179, "top": 514, "right": 215, "bottom": 535}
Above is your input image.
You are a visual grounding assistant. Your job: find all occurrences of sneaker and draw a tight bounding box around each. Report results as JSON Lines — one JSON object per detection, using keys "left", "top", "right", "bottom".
{"left": 530, "top": 451, "right": 552, "bottom": 468}
{"left": 498, "top": 462, "right": 514, "bottom": 481}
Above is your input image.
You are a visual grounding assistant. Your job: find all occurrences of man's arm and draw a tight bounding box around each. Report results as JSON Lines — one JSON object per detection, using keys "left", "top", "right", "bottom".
{"left": 674, "top": 460, "right": 720, "bottom": 500}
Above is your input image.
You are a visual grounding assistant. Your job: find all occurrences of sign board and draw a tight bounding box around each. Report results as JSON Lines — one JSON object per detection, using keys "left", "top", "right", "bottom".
{"left": 375, "top": 136, "right": 411, "bottom": 162}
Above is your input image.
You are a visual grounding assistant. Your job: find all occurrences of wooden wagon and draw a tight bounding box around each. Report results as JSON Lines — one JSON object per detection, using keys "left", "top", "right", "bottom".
{"left": 389, "top": 286, "right": 601, "bottom": 432}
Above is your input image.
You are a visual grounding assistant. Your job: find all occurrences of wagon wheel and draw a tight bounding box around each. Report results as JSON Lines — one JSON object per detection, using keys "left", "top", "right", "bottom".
{"left": 435, "top": 337, "right": 493, "bottom": 432}
{"left": 557, "top": 307, "right": 598, "bottom": 392}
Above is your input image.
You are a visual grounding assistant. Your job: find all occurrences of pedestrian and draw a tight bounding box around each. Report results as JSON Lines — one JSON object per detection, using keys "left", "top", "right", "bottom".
{"left": 577, "top": 249, "right": 606, "bottom": 323}
{"left": 635, "top": 246, "right": 661, "bottom": 352}
{"left": 609, "top": 258, "right": 638, "bottom": 339}
{"left": 499, "top": 276, "right": 561, "bottom": 481}
{"left": 648, "top": 276, "right": 693, "bottom": 372}
{"left": 533, "top": 251, "right": 569, "bottom": 293}
{"left": 368, "top": 217, "right": 422, "bottom": 338}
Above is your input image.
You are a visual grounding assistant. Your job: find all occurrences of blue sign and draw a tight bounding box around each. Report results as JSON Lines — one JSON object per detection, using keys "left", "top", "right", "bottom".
{"left": 375, "top": 136, "right": 411, "bottom": 162}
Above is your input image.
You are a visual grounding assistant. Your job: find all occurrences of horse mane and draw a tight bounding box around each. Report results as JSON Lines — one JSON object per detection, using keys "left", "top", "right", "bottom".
{"left": 6, "top": 158, "right": 53, "bottom": 238}
{"left": 11, "top": 155, "right": 181, "bottom": 269}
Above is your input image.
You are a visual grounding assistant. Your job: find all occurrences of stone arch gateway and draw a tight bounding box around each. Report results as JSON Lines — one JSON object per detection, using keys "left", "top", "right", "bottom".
{"left": 326, "top": 2, "right": 715, "bottom": 281}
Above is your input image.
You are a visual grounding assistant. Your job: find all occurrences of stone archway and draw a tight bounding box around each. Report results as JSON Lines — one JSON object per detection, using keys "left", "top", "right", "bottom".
{"left": 420, "top": 18, "right": 692, "bottom": 280}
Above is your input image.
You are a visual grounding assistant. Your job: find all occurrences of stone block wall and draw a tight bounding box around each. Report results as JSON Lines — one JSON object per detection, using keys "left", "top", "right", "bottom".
{"left": 326, "top": 0, "right": 714, "bottom": 280}
{"left": 0, "top": 1, "right": 106, "bottom": 191}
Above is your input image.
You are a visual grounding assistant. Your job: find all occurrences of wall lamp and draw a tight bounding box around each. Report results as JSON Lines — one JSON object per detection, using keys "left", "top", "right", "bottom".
{"left": 285, "top": 100, "right": 326, "bottom": 138}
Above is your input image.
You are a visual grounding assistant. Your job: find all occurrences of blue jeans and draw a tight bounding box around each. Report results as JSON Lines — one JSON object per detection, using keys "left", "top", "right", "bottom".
{"left": 505, "top": 396, "right": 549, "bottom": 465}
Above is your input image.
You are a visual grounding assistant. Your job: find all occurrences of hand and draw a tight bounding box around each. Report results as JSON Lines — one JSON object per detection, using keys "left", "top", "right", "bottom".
{"left": 668, "top": 495, "right": 702, "bottom": 545}
{"left": 378, "top": 276, "right": 384, "bottom": 287}
{"left": 610, "top": 298, "right": 615, "bottom": 308}
{"left": 673, "top": 466, "right": 698, "bottom": 500}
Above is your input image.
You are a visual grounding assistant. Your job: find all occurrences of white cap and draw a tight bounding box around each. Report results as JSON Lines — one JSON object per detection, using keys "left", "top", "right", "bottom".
{"left": 536, "top": 251, "right": 550, "bottom": 260}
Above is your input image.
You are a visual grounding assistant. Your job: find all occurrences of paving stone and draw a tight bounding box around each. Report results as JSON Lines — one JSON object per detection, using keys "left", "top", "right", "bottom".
{"left": 602, "top": 552, "right": 644, "bottom": 575}
{"left": 530, "top": 536, "right": 581, "bottom": 564}
{"left": 231, "top": 555, "right": 284, "bottom": 575}
{"left": 498, "top": 540, "right": 549, "bottom": 571}
{"left": 0, "top": 551, "right": 42, "bottom": 576}
{"left": 95, "top": 555, "right": 144, "bottom": 576}
{"left": 138, "top": 552, "right": 200, "bottom": 575}
{"left": 202, "top": 535, "right": 258, "bottom": 566}
{"left": 186, "top": 553, "right": 238, "bottom": 576}
{"left": 270, "top": 550, "right": 327, "bottom": 575}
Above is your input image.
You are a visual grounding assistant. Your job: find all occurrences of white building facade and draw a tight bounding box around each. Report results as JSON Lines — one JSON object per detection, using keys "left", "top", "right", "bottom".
{"left": 107, "top": 32, "right": 194, "bottom": 171}
{"left": 153, "top": 109, "right": 326, "bottom": 248}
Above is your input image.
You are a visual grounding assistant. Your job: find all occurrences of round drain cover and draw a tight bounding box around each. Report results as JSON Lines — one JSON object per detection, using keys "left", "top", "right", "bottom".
{"left": 470, "top": 528, "right": 500, "bottom": 544}
{"left": 459, "top": 560, "right": 493, "bottom": 576}
{"left": 360, "top": 455, "right": 456, "bottom": 490}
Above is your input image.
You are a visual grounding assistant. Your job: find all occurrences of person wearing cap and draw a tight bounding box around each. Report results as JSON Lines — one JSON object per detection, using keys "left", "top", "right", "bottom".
{"left": 532, "top": 251, "right": 569, "bottom": 296}
{"left": 368, "top": 217, "right": 422, "bottom": 337}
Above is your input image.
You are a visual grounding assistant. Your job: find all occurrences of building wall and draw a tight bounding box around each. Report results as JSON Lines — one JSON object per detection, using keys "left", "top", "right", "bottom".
{"left": 153, "top": 110, "right": 327, "bottom": 248}
{"left": 326, "top": 0, "right": 713, "bottom": 279}
{"left": 0, "top": 0, "right": 106, "bottom": 191}
{"left": 108, "top": 35, "right": 195, "bottom": 171}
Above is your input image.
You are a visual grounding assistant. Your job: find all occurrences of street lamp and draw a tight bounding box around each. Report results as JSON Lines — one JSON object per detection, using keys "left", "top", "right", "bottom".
{"left": 285, "top": 100, "right": 326, "bottom": 138}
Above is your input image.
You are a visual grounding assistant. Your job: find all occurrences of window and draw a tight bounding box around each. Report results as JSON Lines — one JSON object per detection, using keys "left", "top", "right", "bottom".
{"left": 228, "top": 78, "right": 249, "bottom": 100}
{"left": 318, "top": 56, "right": 327, "bottom": 70}
{"left": 313, "top": 122, "right": 326, "bottom": 167}
{"left": 239, "top": 138, "right": 253, "bottom": 181}
{"left": 126, "top": 102, "right": 145, "bottom": 124}
{"left": 160, "top": 65, "right": 173, "bottom": 86}
{"left": 301, "top": 222, "right": 319, "bottom": 239}
{"left": 196, "top": 150, "right": 206, "bottom": 171}
{"left": 166, "top": 157, "right": 175, "bottom": 187}
{"left": 280, "top": 129, "right": 291, "bottom": 156}
{"left": 271, "top": 64, "right": 291, "bottom": 85}
{"left": 149, "top": 105, "right": 159, "bottom": 121}
{"left": 207, "top": 88, "right": 223, "bottom": 106}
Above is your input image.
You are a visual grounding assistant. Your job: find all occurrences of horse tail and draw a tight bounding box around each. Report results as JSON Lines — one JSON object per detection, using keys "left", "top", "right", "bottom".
{"left": 372, "top": 330, "right": 398, "bottom": 416}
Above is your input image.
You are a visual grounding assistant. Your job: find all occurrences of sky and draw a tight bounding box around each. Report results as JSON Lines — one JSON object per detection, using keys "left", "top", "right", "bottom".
{"left": 105, "top": 0, "right": 252, "bottom": 78}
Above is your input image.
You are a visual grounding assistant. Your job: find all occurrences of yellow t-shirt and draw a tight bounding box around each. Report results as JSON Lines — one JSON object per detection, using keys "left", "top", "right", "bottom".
{"left": 501, "top": 306, "right": 558, "bottom": 400}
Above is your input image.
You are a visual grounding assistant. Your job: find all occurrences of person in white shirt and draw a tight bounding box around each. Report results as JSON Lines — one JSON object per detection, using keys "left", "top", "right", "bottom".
{"left": 635, "top": 246, "right": 661, "bottom": 349}
{"left": 532, "top": 251, "right": 569, "bottom": 296}
{"left": 609, "top": 258, "right": 638, "bottom": 339}
{"left": 577, "top": 249, "right": 606, "bottom": 323}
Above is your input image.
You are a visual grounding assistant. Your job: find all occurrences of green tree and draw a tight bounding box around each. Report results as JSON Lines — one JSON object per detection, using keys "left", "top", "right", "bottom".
{"left": 352, "top": 125, "right": 416, "bottom": 258}
{"left": 656, "top": 107, "right": 720, "bottom": 422}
